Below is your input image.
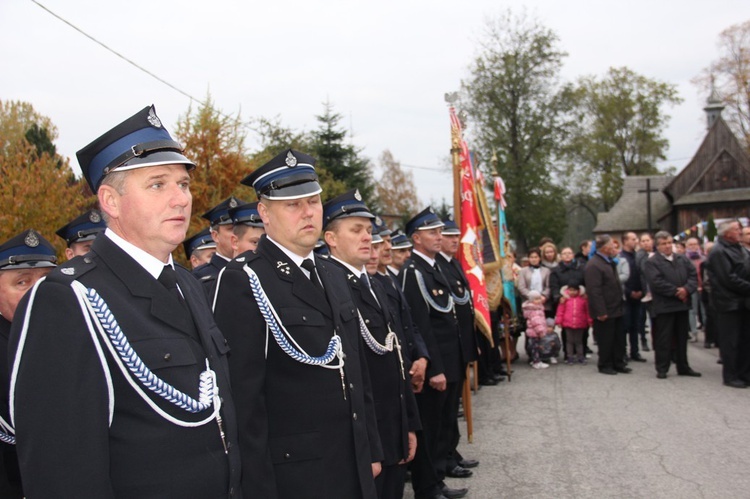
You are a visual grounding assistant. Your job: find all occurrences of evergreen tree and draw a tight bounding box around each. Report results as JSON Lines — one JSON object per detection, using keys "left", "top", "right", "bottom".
{"left": 311, "top": 101, "right": 375, "bottom": 207}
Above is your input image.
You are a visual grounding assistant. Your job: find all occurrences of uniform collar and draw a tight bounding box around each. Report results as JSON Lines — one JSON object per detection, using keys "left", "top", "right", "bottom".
{"left": 104, "top": 228, "right": 174, "bottom": 279}
{"left": 265, "top": 235, "right": 315, "bottom": 270}
{"left": 412, "top": 249, "right": 436, "bottom": 267}
{"left": 439, "top": 251, "right": 453, "bottom": 262}
{"left": 330, "top": 256, "right": 365, "bottom": 278}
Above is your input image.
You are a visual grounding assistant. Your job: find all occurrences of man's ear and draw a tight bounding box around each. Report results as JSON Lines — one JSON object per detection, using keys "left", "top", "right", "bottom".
{"left": 98, "top": 185, "right": 120, "bottom": 221}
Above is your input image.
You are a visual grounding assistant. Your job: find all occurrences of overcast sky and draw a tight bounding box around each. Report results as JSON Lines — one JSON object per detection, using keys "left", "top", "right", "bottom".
{"left": 3, "top": 0, "right": 749, "bottom": 207}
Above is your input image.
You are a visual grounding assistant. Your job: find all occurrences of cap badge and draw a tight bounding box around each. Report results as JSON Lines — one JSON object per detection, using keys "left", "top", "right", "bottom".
{"left": 147, "top": 107, "right": 162, "bottom": 128}
{"left": 25, "top": 230, "right": 40, "bottom": 248}
{"left": 354, "top": 189, "right": 362, "bottom": 201}
{"left": 61, "top": 267, "right": 76, "bottom": 276}
{"left": 285, "top": 151, "right": 297, "bottom": 167}
{"left": 89, "top": 211, "right": 101, "bottom": 223}
{"left": 229, "top": 198, "right": 238, "bottom": 208}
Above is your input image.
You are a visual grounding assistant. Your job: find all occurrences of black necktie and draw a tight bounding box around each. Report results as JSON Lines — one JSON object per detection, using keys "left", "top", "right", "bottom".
{"left": 158, "top": 265, "right": 187, "bottom": 309}
{"left": 301, "top": 259, "right": 324, "bottom": 293}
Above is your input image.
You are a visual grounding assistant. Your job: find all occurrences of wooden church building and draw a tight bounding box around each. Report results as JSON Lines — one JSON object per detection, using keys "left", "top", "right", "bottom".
{"left": 593, "top": 88, "right": 750, "bottom": 238}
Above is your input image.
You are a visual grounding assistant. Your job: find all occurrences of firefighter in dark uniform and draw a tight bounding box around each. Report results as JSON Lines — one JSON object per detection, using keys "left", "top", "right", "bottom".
{"left": 8, "top": 105, "right": 241, "bottom": 497}
{"left": 0, "top": 229, "right": 57, "bottom": 498}
{"left": 400, "top": 208, "right": 468, "bottom": 499}
{"left": 183, "top": 227, "right": 217, "bottom": 270}
{"left": 193, "top": 196, "right": 245, "bottom": 288}
{"left": 56, "top": 209, "right": 107, "bottom": 260}
{"left": 435, "top": 218, "right": 479, "bottom": 479}
{"left": 212, "top": 149, "right": 383, "bottom": 499}
{"left": 322, "top": 190, "right": 420, "bottom": 498}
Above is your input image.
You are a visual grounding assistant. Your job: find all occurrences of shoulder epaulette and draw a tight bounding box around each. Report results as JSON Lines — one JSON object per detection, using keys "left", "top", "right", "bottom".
{"left": 44, "top": 255, "right": 97, "bottom": 285}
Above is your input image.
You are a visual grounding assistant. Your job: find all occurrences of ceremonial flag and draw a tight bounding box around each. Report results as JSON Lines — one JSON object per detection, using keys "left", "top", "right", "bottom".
{"left": 449, "top": 106, "right": 492, "bottom": 341}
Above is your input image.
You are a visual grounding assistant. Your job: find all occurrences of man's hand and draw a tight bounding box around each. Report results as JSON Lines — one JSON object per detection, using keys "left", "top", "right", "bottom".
{"left": 429, "top": 373, "right": 447, "bottom": 391}
{"left": 410, "top": 358, "right": 427, "bottom": 393}
{"left": 399, "top": 432, "right": 417, "bottom": 464}
{"left": 372, "top": 462, "right": 382, "bottom": 478}
{"left": 630, "top": 291, "right": 643, "bottom": 300}
{"left": 597, "top": 315, "right": 608, "bottom": 322}
{"left": 675, "top": 287, "right": 688, "bottom": 302}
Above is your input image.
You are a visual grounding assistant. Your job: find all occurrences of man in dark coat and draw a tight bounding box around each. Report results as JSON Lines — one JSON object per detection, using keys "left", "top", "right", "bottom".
{"left": 706, "top": 220, "right": 750, "bottom": 388}
{"left": 9, "top": 105, "right": 241, "bottom": 497}
{"left": 323, "top": 191, "right": 420, "bottom": 498}
{"left": 192, "top": 196, "right": 245, "bottom": 291}
{"left": 212, "top": 150, "right": 382, "bottom": 498}
{"left": 620, "top": 232, "right": 647, "bottom": 362}
{"left": 584, "top": 234, "right": 630, "bottom": 375}
{"left": 643, "top": 231, "right": 701, "bottom": 379}
{"left": 0, "top": 229, "right": 57, "bottom": 498}
{"left": 401, "top": 208, "right": 468, "bottom": 499}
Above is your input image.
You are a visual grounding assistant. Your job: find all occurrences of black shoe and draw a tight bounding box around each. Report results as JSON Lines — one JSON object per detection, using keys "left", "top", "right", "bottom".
{"left": 478, "top": 377, "right": 499, "bottom": 386}
{"left": 724, "top": 379, "right": 747, "bottom": 389}
{"left": 491, "top": 373, "right": 506, "bottom": 382}
{"left": 441, "top": 485, "right": 469, "bottom": 499}
{"left": 457, "top": 410, "right": 464, "bottom": 418}
{"left": 656, "top": 372, "right": 667, "bottom": 379}
{"left": 630, "top": 354, "right": 647, "bottom": 362}
{"left": 678, "top": 369, "right": 702, "bottom": 377}
{"left": 458, "top": 458, "right": 479, "bottom": 469}
{"left": 599, "top": 368, "right": 617, "bottom": 375}
{"left": 641, "top": 341, "right": 650, "bottom": 352}
{"left": 615, "top": 366, "right": 632, "bottom": 373}
{"left": 445, "top": 465, "right": 473, "bottom": 478}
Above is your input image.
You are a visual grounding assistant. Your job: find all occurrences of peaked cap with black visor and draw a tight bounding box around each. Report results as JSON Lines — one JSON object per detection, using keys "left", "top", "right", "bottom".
{"left": 242, "top": 149, "right": 321, "bottom": 200}
{"left": 76, "top": 105, "right": 195, "bottom": 193}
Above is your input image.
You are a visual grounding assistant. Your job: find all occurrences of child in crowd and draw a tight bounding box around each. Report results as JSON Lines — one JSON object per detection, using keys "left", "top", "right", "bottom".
{"left": 555, "top": 281, "right": 593, "bottom": 364}
{"left": 523, "top": 290, "right": 549, "bottom": 369}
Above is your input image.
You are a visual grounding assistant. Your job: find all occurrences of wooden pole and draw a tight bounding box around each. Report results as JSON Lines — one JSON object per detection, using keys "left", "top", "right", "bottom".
{"left": 462, "top": 365, "right": 474, "bottom": 442}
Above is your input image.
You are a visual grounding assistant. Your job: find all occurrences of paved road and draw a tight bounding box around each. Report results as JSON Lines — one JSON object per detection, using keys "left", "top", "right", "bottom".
{"left": 405, "top": 336, "right": 750, "bottom": 499}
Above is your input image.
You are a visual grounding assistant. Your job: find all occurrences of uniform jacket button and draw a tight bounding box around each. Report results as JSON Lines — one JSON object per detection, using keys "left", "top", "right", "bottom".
{"left": 284, "top": 452, "right": 291, "bottom": 459}
{"left": 353, "top": 412, "right": 358, "bottom": 421}
{"left": 164, "top": 353, "right": 171, "bottom": 361}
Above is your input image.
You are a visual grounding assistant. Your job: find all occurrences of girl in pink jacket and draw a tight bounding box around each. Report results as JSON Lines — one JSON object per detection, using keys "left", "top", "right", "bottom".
{"left": 555, "top": 282, "right": 593, "bottom": 364}
{"left": 523, "top": 290, "right": 550, "bottom": 369}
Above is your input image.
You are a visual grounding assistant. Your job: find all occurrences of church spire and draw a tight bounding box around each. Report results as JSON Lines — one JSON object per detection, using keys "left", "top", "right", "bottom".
{"left": 704, "top": 76, "right": 725, "bottom": 130}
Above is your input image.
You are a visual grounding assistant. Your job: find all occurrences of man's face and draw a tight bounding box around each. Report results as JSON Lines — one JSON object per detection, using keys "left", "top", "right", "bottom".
{"left": 441, "top": 234, "right": 460, "bottom": 257}
{"left": 640, "top": 234, "right": 654, "bottom": 252}
{"left": 325, "top": 217, "right": 373, "bottom": 268}
{"left": 65, "top": 240, "right": 94, "bottom": 260}
{"left": 742, "top": 227, "right": 750, "bottom": 247}
{"left": 413, "top": 228, "right": 442, "bottom": 258}
{"left": 0, "top": 268, "right": 52, "bottom": 321}
{"left": 560, "top": 247, "right": 574, "bottom": 263}
{"left": 656, "top": 236, "right": 674, "bottom": 257}
{"left": 674, "top": 243, "right": 686, "bottom": 255}
{"left": 599, "top": 240, "right": 615, "bottom": 257}
{"left": 366, "top": 243, "right": 382, "bottom": 275}
{"left": 259, "top": 194, "right": 323, "bottom": 257}
{"left": 232, "top": 226, "right": 265, "bottom": 257}
{"left": 686, "top": 238, "right": 701, "bottom": 252}
{"left": 378, "top": 235, "right": 392, "bottom": 269}
{"left": 391, "top": 248, "right": 411, "bottom": 269}
{"left": 622, "top": 233, "right": 638, "bottom": 252}
{"left": 100, "top": 164, "right": 191, "bottom": 262}
{"left": 211, "top": 224, "right": 235, "bottom": 258}
{"left": 723, "top": 222, "right": 741, "bottom": 244}
{"left": 190, "top": 248, "right": 215, "bottom": 269}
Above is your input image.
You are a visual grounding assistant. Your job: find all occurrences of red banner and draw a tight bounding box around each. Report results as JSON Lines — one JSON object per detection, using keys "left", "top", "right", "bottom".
{"left": 449, "top": 107, "right": 492, "bottom": 342}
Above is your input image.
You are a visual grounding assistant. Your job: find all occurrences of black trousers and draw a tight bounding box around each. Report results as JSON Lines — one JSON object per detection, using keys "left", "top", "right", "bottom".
{"left": 594, "top": 316, "right": 625, "bottom": 371}
{"left": 718, "top": 309, "right": 750, "bottom": 383}
{"left": 375, "top": 462, "right": 407, "bottom": 499}
{"left": 653, "top": 310, "right": 690, "bottom": 374}
{"left": 622, "top": 299, "right": 643, "bottom": 357}
{"left": 411, "top": 382, "right": 454, "bottom": 498}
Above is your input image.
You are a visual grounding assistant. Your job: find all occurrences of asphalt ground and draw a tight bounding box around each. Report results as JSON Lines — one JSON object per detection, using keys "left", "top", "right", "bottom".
{"left": 404, "top": 332, "right": 750, "bottom": 499}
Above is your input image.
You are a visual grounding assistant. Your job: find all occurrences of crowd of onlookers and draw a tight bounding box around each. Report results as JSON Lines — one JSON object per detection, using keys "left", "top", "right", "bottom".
{"left": 493, "top": 221, "right": 750, "bottom": 387}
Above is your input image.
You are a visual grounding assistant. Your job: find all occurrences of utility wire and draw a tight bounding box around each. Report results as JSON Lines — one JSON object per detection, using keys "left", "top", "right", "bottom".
{"left": 30, "top": 0, "right": 208, "bottom": 108}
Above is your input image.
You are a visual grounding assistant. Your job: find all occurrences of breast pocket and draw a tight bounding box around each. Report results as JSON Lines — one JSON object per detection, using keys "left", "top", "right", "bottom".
{"left": 277, "top": 307, "right": 326, "bottom": 327}
{"left": 131, "top": 337, "right": 198, "bottom": 371}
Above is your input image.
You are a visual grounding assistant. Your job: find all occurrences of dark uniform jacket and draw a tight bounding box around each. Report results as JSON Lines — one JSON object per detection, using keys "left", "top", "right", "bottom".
{"left": 212, "top": 236, "right": 382, "bottom": 499}
{"left": 373, "top": 271, "right": 429, "bottom": 366}
{"left": 584, "top": 253, "right": 624, "bottom": 319}
{"left": 401, "top": 253, "right": 462, "bottom": 383}
{"left": 9, "top": 235, "right": 241, "bottom": 498}
{"left": 193, "top": 252, "right": 230, "bottom": 295}
{"left": 706, "top": 237, "right": 750, "bottom": 313}
{"left": 328, "top": 259, "right": 420, "bottom": 465}
{"left": 435, "top": 253, "right": 477, "bottom": 364}
{"left": 0, "top": 318, "right": 21, "bottom": 498}
{"left": 643, "top": 252, "right": 697, "bottom": 316}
